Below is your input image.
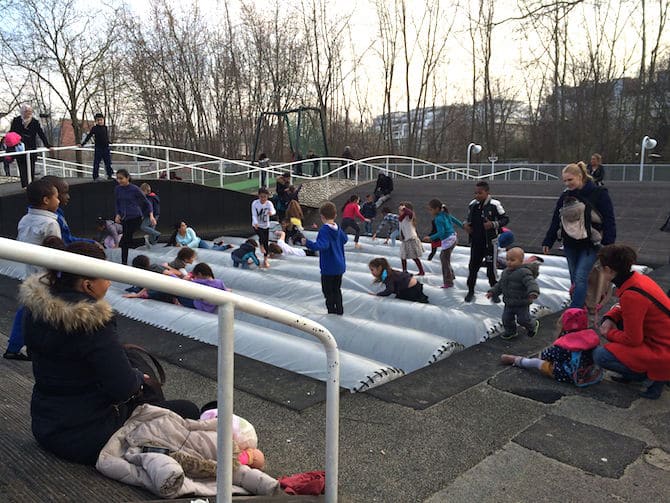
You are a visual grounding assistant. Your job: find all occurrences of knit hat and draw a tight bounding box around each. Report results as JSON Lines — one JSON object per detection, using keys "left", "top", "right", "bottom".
{"left": 561, "top": 308, "right": 588, "bottom": 333}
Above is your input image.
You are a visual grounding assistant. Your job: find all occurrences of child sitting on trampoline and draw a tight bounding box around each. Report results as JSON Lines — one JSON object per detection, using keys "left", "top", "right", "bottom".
{"left": 368, "top": 257, "right": 429, "bottom": 303}
{"left": 231, "top": 239, "right": 261, "bottom": 268}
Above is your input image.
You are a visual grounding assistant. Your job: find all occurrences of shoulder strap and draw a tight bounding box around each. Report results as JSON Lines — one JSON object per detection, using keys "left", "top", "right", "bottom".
{"left": 625, "top": 286, "right": 670, "bottom": 318}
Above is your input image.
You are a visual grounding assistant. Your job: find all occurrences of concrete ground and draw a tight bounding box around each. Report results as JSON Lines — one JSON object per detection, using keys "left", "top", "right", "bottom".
{"left": 2, "top": 269, "right": 670, "bottom": 502}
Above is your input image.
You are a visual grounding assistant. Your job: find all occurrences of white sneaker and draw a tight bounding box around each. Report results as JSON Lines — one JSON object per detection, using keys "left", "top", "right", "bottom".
{"left": 144, "top": 235, "right": 151, "bottom": 248}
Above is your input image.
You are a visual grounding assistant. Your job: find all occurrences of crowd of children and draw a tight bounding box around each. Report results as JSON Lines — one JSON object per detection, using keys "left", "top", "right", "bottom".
{"left": 7, "top": 159, "right": 670, "bottom": 402}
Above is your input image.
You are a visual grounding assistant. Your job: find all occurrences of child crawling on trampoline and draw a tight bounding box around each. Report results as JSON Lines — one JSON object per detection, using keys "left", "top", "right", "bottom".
{"left": 368, "top": 257, "right": 428, "bottom": 303}
{"left": 500, "top": 307, "right": 602, "bottom": 386}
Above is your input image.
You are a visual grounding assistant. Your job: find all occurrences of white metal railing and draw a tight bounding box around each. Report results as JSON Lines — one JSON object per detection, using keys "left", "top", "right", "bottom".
{"left": 3, "top": 144, "right": 669, "bottom": 188}
{"left": 0, "top": 238, "right": 340, "bottom": 503}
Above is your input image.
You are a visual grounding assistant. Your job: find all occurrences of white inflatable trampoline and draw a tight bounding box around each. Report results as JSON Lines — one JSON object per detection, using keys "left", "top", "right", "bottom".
{"left": 1, "top": 232, "right": 578, "bottom": 392}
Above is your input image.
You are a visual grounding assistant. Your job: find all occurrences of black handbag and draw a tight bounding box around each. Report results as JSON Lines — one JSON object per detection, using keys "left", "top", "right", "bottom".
{"left": 123, "top": 344, "right": 166, "bottom": 404}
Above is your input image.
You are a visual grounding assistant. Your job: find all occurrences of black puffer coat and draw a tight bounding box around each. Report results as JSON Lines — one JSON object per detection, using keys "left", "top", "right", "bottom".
{"left": 21, "top": 275, "right": 143, "bottom": 465}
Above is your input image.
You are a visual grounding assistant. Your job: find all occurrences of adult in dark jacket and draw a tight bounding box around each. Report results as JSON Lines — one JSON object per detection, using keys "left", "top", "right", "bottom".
{"left": 10, "top": 104, "right": 52, "bottom": 188}
{"left": 373, "top": 172, "right": 394, "bottom": 208}
{"left": 22, "top": 242, "right": 199, "bottom": 465}
{"left": 542, "top": 161, "right": 616, "bottom": 309}
{"left": 594, "top": 244, "right": 670, "bottom": 399}
{"left": 587, "top": 153, "right": 605, "bottom": 186}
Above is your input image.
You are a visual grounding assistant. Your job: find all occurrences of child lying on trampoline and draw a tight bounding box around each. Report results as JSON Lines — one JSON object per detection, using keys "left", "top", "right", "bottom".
{"left": 368, "top": 257, "right": 428, "bottom": 303}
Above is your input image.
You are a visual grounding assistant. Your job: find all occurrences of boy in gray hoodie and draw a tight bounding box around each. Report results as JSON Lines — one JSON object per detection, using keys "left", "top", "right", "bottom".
{"left": 487, "top": 247, "right": 540, "bottom": 339}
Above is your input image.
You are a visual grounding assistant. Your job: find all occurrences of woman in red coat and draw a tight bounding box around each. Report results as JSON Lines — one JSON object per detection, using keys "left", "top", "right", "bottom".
{"left": 594, "top": 244, "right": 670, "bottom": 399}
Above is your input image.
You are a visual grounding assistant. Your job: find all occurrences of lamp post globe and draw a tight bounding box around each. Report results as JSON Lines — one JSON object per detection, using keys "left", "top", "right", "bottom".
{"left": 639, "top": 135, "right": 657, "bottom": 181}
{"left": 467, "top": 142, "right": 482, "bottom": 173}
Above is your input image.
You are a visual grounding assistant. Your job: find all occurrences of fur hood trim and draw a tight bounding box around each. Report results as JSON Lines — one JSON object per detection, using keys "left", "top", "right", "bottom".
{"left": 18, "top": 274, "right": 113, "bottom": 333}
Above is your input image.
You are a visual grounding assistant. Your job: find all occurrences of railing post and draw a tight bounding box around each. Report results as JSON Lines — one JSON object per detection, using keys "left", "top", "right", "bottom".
{"left": 411, "top": 159, "right": 415, "bottom": 179}
{"left": 61, "top": 159, "right": 66, "bottom": 178}
{"left": 26, "top": 154, "right": 32, "bottom": 184}
{"left": 219, "top": 160, "right": 224, "bottom": 188}
{"left": 165, "top": 150, "right": 170, "bottom": 181}
{"left": 216, "top": 302, "right": 235, "bottom": 503}
{"left": 354, "top": 162, "right": 358, "bottom": 184}
{"left": 385, "top": 157, "right": 389, "bottom": 175}
{"left": 622, "top": 165, "right": 626, "bottom": 181}
{"left": 324, "top": 343, "right": 340, "bottom": 503}
{"left": 41, "top": 150, "right": 47, "bottom": 176}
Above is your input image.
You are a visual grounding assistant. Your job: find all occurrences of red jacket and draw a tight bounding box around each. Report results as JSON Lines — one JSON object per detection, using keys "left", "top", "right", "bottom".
{"left": 604, "top": 272, "right": 670, "bottom": 381}
{"left": 341, "top": 202, "right": 365, "bottom": 221}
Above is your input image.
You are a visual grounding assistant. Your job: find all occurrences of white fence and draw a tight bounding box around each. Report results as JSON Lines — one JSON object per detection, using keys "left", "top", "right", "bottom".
{"left": 2, "top": 144, "right": 668, "bottom": 189}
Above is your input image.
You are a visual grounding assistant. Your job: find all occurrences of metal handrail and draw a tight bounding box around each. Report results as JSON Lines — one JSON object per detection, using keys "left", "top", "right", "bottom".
{"left": 0, "top": 238, "right": 340, "bottom": 503}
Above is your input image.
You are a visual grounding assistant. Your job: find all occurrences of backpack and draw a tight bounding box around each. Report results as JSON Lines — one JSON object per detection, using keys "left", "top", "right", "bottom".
{"left": 561, "top": 351, "right": 604, "bottom": 387}
{"left": 558, "top": 188, "right": 603, "bottom": 245}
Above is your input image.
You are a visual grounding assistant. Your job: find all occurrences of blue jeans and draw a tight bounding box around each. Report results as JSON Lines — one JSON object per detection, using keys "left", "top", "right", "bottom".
{"left": 364, "top": 220, "right": 373, "bottom": 236}
{"left": 563, "top": 245, "right": 598, "bottom": 308}
{"left": 6, "top": 307, "right": 25, "bottom": 354}
{"left": 593, "top": 346, "right": 647, "bottom": 381}
{"left": 140, "top": 217, "right": 161, "bottom": 244}
{"left": 93, "top": 147, "right": 113, "bottom": 179}
{"left": 389, "top": 229, "right": 399, "bottom": 247}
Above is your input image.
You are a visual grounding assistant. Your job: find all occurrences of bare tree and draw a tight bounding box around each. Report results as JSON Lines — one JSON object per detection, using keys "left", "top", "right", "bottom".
{"left": 0, "top": 0, "right": 120, "bottom": 159}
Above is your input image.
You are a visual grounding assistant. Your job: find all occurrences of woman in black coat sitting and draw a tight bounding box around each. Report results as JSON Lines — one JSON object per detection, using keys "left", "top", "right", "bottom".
{"left": 22, "top": 241, "right": 199, "bottom": 465}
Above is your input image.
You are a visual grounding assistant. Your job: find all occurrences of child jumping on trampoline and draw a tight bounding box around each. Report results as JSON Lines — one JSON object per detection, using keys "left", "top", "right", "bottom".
{"left": 398, "top": 202, "right": 425, "bottom": 276}
{"left": 304, "top": 201, "right": 348, "bottom": 315}
{"left": 341, "top": 195, "right": 370, "bottom": 249}
{"left": 463, "top": 181, "right": 509, "bottom": 302}
{"left": 423, "top": 199, "right": 463, "bottom": 289}
{"left": 251, "top": 187, "right": 276, "bottom": 268}
{"left": 372, "top": 206, "right": 399, "bottom": 246}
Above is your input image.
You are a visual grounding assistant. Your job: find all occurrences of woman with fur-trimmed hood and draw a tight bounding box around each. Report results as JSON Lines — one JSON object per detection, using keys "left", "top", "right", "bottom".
{"left": 22, "top": 241, "right": 199, "bottom": 465}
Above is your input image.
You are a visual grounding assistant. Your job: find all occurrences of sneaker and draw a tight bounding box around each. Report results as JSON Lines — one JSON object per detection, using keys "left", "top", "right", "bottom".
{"left": 144, "top": 235, "right": 151, "bottom": 248}
{"left": 500, "top": 354, "right": 521, "bottom": 366}
{"left": 527, "top": 319, "right": 540, "bottom": 338}
{"left": 464, "top": 292, "right": 475, "bottom": 302}
{"left": 640, "top": 381, "right": 665, "bottom": 400}
{"left": 500, "top": 331, "right": 518, "bottom": 340}
{"left": 3, "top": 350, "right": 31, "bottom": 361}
{"left": 441, "top": 284, "right": 453, "bottom": 289}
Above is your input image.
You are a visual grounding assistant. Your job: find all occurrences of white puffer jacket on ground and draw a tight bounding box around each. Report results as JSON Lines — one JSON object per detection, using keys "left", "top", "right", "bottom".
{"left": 96, "top": 404, "right": 279, "bottom": 498}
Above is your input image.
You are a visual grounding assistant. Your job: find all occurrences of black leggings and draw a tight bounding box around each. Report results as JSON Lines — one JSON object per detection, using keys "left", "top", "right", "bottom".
{"left": 397, "top": 282, "right": 429, "bottom": 303}
{"left": 151, "top": 399, "right": 200, "bottom": 420}
{"left": 256, "top": 227, "right": 270, "bottom": 256}
{"left": 120, "top": 217, "right": 143, "bottom": 265}
{"left": 341, "top": 218, "right": 361, "bottom": 243}
{"left": 16, "top": 153, "right": 39, "bottom": 188}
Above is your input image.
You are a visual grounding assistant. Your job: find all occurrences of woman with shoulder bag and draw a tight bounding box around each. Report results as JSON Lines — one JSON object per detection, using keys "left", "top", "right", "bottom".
{"left": 23, "top": 241, "right": 199, "bottom": 465}
{"left": 542, "top": 161, "right": 616, "bottom": 309}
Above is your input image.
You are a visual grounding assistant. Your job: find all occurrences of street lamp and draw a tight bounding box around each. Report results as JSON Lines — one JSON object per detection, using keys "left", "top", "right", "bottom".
{"left": 639, "top": 135, "right": 657, "bottom": 181}
{"left": 467, "top": 142, "right": 482, "bottom": 173}
{"left": 488, "top": 154, "right": 498, "bottom": 179}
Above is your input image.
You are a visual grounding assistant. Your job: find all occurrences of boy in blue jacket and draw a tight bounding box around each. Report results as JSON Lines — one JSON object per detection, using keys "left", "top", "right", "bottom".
{"left": 304, "top": 201, "right": 348, "bottom": 315}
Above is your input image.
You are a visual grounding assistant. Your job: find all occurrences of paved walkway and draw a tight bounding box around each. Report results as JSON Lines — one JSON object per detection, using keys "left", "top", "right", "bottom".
{"left": 2, "top": 271, "right": 670, "bottom": 501}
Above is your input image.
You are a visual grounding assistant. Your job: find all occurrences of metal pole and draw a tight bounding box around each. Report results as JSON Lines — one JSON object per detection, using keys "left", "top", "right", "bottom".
{"left": 216, "top": 302, "right": 235, "bottom": 503}
{"left": 639, "top": 137, "right": 647, "bottom": 182}
{"left": 165, "top": 150, "right": 170, "bottom": 181}
{"left": 41, "top": 151, "right": 47, "bottom": 176}
{"left": 324, "top": 345, "right": 340, "bottom": 502}
{"left": 219, "top": 160, "right": 224, "bottom": 188}
{"left": 27, "top": 154, "right": 32, "bottom": 184}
